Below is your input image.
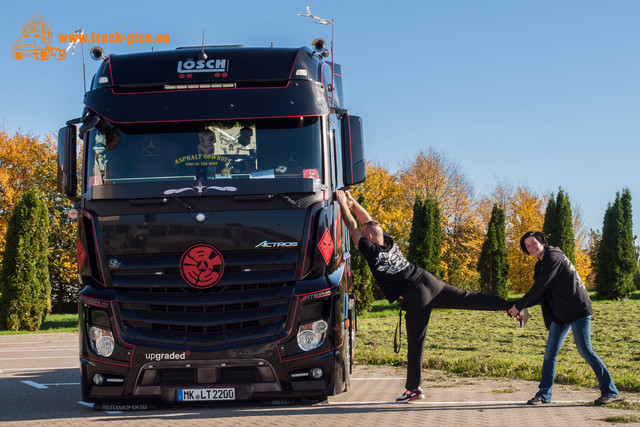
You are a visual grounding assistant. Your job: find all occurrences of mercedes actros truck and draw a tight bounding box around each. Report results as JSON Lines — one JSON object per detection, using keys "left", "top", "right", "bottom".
{"left": 57, "top": 39, "right": 365, "bottom": 406}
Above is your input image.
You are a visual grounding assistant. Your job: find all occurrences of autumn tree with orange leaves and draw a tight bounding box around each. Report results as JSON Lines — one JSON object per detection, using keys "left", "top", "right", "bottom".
{"left": 397, "top": 148, "right": 483, "bottom": 287}
{"left": 0, "top": 131, "right": 78, "bottom": 313}
{"left": 478, "top": 184, "right": 546, "bottom": 293}
{"left": 480, "top": 182, "right": 595, "bottom": 293}
{"left": 351, "top": 163, "right": 407, "bottom": 247}
{"left": 507, "top": 187, "right": 547, "bottom": 293}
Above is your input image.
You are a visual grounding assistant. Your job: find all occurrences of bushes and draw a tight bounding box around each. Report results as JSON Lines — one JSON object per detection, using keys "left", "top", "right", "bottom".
{"left": 0, "top": 190, "right": 51, "bottom": 331}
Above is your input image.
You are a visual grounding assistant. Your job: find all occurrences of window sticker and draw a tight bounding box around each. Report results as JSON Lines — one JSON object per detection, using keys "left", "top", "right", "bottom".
{"left": 206, "top": 123, "right": 257, "bottom": 155}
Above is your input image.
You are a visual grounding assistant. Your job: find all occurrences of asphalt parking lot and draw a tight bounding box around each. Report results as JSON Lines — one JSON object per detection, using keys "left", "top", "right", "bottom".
{"left": 1, "top": 332, "right": 638, "bottom": 426}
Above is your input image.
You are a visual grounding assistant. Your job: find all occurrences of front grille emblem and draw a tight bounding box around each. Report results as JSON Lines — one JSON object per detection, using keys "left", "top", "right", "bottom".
{"left": 180, "top": 243, "right": 225, "bottom": 289}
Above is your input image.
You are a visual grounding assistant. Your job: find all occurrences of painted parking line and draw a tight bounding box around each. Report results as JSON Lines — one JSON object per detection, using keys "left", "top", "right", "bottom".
{"left": 0, "top": 340, "right": 76, "bottom": 346}
{"left": 0, "top": 356, "right": 77, "bottom": 360}
{"left": 0, "top": 366, "right": 78, "bottom": 373}
{"left": 329, "top": 400, "right": 591, "bottom": 405}
{"left": 0, "top": 346, "right": 77, "bottom": 351}
{"left": 21, "top": 380, "right": 49, "bottom": 389}
{"left": 21, "top": 380, "right": 80, "bottom": 389}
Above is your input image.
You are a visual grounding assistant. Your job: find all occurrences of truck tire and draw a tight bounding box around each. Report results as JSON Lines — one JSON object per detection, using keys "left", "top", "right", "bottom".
{"left": 342, "top": 324, "right": 351, "bottom": 392}
{"left": 341, "top": 298, "right": 356, "bottom": 391}
{"left": 37, "top": 49, "right": 49, "bottom": 61}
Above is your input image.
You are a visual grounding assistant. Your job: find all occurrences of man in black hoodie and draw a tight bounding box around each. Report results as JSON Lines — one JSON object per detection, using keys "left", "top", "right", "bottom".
{"left": 336, "top": 190, "right": 527, "bottom": 403}
{"left": 508, "top": 231, "right": 621, "bottom": 405}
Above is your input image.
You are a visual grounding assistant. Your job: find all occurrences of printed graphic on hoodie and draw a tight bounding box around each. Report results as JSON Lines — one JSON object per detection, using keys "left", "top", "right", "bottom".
{"left": 375, "top": 242, "right": 410, "bottom": 275}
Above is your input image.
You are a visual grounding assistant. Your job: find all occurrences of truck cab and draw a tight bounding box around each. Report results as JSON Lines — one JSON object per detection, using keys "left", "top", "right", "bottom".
{"left": 58, "top": 41, "right": 365, "bottom": 406}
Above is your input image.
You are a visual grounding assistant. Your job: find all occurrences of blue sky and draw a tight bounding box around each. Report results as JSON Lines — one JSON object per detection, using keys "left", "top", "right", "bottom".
{"left": 2, "top": 1, "right": 639, "bottom": 239}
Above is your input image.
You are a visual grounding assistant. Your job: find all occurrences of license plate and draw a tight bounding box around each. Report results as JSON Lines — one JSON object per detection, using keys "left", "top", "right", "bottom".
{"left": 177, "top": 387, "right": 236, "bottom": 401}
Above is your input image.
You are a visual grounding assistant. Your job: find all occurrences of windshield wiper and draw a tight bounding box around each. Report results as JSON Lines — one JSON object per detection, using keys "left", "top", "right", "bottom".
{"left": 128, "top": 198, "right": 169, "bottom": 206}
{"left": 233, "top": 194, "right": 300, "bottom": 207}
{"left": 174, "top": 197, "right": 195, "bottom": 211}
{"left": 276, "top": 193, "right": 300, "bottom": 207}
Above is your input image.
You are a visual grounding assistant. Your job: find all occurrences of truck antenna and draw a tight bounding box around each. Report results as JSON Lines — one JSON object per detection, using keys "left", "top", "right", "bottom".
{"left": 199, "top": 27, "right": 207, "bottom": 60}
{"left": 63, "top": 28, "right": 87, "bottom": 93}
{"left": 298, "top": 7, "right": 335, "bottom": 106}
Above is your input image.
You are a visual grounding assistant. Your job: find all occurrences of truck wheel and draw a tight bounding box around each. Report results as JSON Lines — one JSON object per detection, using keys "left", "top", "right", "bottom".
{"left": 349, "top": 317, "right": 356, "bottom": 374}
{"left": 342, "top": 302, "right": 357, "bottom": 392}
{"left": 342, "top": 325, "right": 351, "bottom": 392}
{"left": 37, "top": 49, "right": 49, "bottom": 61}
{"left": 12, "top": 51, "right": 23, "bottom": 60}
{"left": 348, "top": 298, "right": 356, "bottom": 374}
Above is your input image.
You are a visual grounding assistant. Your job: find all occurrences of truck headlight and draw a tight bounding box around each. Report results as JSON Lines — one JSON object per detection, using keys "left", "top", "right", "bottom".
{"left": 89, "top": 326, "right": 115, "bottom": 357}
{"left": 297, "top": 320, "right": 328, "bottom": 352}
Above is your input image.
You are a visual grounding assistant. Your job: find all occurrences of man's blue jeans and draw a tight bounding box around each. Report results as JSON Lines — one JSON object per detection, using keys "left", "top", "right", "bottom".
{"left": 536, "top": 315, "right": 619, "bottom": 402}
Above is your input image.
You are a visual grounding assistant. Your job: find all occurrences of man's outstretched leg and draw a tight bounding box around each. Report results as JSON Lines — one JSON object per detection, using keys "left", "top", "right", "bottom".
{"left": 429, "top": 274, "right": 528, "bottom": 326}
{"left": 433, "top": 283, "right": 511, "bottom": 310}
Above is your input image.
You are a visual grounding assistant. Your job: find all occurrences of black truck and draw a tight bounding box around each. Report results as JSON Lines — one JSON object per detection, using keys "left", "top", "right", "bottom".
{"left": 57, "top": 40, "right": 365, "bottom": 406}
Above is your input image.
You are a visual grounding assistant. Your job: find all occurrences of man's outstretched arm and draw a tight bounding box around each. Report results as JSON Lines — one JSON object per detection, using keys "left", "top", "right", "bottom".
{"left": 345, "top": 191, "right": 373, "bottom": 225}
{"left": 336, "top": 190, "right": 363, "bottom": 245}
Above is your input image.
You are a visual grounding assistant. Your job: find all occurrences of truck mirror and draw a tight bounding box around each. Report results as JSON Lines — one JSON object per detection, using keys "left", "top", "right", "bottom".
{"left": 57, "top": 125, "right": 78, "bottom": 200}
{"left": 340, "top": 115, "right": 366, "bottom": 185}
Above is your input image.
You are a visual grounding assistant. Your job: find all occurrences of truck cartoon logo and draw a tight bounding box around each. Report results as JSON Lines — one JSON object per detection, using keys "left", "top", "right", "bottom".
{"left": 12, "top": 16, "right": 66, "bottom": 61}
{"left": 179, "top": 243, "right": 225, "bottom": 289}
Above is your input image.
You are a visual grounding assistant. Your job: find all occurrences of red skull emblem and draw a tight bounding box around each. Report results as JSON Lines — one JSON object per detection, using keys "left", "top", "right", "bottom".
{"left": 180, "top": 243, "right": 224, "bottom": 289}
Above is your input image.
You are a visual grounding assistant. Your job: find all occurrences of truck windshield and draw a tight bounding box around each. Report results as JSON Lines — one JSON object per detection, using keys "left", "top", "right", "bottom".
{"left": 87, "top": 116, "right": 323, "bottom": 187}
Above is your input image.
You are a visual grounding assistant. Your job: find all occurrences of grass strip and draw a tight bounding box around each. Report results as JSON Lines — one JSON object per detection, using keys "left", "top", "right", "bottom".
{"left": 0, "top": 314, "right": 77, "bottom": 335}
{"left": 356, "top": 296, "right": 640, "bottom": 392}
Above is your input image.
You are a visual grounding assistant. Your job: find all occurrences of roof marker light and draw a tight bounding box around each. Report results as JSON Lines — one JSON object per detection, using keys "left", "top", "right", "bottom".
{"left": 164, "top": 83, "right": 236, "bottom": 90}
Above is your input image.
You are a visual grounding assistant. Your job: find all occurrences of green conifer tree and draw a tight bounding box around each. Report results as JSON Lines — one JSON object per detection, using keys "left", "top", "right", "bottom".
{"left": 424, "top": 196, "right": 442, "bottom": 278}
{"left": 408, "top": 195, "right": 426, "bottom": 268}
{"left": 596, "top": 189, "right": 636, "bottom": 299}
{"left": 542, "top": 196, "right": 557, "bottom": 243}
{"left": 477, "top": 205, "right": 509, "bottom": 298}
{"left": 408, "top": 195, "right": 442, "bottom": 278}
{"left": 555, "top": 190, "right": 575, "bottom": 262}
{"left": 543, "top": 189, "right": 575, "bottom": 262}
{"left": 0, "top": 190, "right": 51, "bottom": 330}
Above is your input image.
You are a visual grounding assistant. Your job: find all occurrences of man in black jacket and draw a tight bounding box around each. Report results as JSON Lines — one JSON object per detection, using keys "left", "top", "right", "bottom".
{"left": 508, "top": 231, "right": 621, "bottom": 405}
{"left": 336, "top": 190, "right": 527, "bottom": 403}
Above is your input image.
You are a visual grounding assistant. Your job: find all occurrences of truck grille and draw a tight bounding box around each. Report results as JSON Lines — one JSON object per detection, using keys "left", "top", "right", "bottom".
{"left": 107, "top": 250, "right": 297, "bottom": 348}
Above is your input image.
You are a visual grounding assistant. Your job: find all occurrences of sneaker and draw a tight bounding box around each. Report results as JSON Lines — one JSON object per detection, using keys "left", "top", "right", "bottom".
{"left": 516, "top": 308, "right": 530, "bottom": 328}
{"left": 526, "top": 396, "right": 549, "bottom": 405}
{"left": 594, "top": 395, "right": 622, "bottom": 405}
{"left": 396, "top": 387, "right": 424, "bottom": 403}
